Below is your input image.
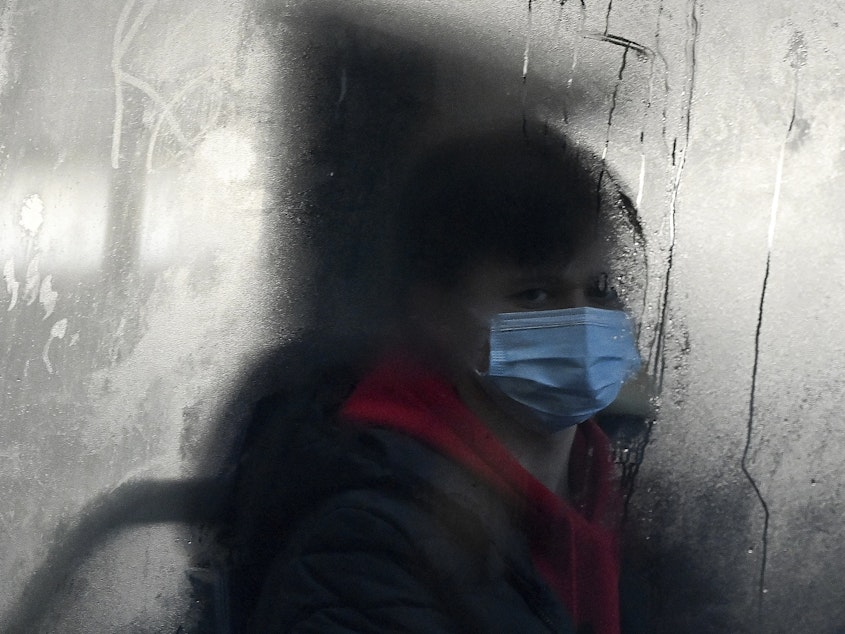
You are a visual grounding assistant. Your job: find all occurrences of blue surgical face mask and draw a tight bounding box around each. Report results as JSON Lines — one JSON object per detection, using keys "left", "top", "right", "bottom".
{"left": 479, "top": 306, "right": 641, "bottom": 434}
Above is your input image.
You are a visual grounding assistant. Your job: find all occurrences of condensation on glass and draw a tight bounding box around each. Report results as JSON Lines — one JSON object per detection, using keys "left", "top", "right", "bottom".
{"left": 0, "top": 0, "right": 842, "bottom": 632}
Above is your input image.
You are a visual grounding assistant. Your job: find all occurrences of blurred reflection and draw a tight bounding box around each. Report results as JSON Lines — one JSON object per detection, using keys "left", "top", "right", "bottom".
{"left": 139, "top": 128, "right": 263, "bottom": 270}
{"left": 1, "top": 165, "right": 110, "bottom": 275}
{"left": 230, "top": 127, "right": 648, "bottom": 633}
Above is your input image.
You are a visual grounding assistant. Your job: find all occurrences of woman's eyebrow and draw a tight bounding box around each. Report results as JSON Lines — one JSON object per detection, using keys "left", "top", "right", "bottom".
{"left": 511, "top": 258, "right": 607, "bottom": 283}
{"left": 508, "top": 272, "right": 575, "bottom": 287}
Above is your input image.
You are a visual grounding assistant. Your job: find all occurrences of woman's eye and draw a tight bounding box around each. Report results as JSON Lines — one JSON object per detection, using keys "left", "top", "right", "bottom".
{"left": 513, "top": 288, "right": 550, "bottom": 306}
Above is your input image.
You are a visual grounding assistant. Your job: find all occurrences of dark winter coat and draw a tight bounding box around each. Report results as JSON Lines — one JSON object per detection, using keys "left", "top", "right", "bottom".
{"left": 227, "top": 357, "right": 647, "bottom": 633}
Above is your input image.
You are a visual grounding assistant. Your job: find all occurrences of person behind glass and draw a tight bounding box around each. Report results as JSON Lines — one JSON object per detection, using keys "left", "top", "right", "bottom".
{"left": 246, "top": 127, "right": 642, "bottom": 633}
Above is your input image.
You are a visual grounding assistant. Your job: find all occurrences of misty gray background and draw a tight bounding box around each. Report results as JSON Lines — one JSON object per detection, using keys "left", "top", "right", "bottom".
{"left": 0, "top": 0, "right": 843, "bottom": 632}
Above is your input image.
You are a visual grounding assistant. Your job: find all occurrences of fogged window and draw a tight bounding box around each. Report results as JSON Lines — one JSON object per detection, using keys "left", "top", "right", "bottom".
{"left": 0, "top": 1, "right": 843, "bottom": 632}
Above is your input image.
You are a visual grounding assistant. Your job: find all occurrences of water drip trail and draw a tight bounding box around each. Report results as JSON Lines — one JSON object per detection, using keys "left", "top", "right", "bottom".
{"left": 567, "top": 1, "right": 588, "bottom": 89}
{"left": 641, "top": 0, "right": 671, "bottom": 363}
{"left": 603, "top": 47, "right": 628, "bottom": 161}
{"left": 522, "top": 0, "right": 534, "bottom": 135}
{"left": 742, "top": 64, "right": 800, "bottom": 618}
{"left": 580, "top": 30, "right": 655, "bottom": 339}
{"left": 650, "top": 0, "right": 698, "bottom": 391}
{"left": 654, "top": 0, "right": 671, "bottom": 148}
{"left": 594, "top": 43, "right": 628, "bottom": 226}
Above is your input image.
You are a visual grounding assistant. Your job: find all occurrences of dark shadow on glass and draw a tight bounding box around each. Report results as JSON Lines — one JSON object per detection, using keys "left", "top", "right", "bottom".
{"left": 3, "top": 6, "right": 722, "bottom": 632}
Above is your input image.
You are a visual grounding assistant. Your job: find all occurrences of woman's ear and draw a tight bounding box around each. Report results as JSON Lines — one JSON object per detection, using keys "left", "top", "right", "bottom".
{"left": 406, "top": 282, "right": 453, "bottom": 336}
{"left": 406, "top": 279, "right": 492, "bottom": 377}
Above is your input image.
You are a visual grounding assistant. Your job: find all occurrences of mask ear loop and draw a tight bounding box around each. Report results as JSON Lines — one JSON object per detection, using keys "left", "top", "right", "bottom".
{"left": 472, "top": 315, "right": 493, "bottom": 376}
{"left": 447, "top": 304, "right": 491, "bottom": 378}
{"left": 475, "top": 334, "right": 491, "bottom": 376}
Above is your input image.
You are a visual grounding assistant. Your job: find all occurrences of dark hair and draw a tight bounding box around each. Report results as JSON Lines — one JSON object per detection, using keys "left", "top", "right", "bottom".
{"left": 394, "top": 128, "right": 629, "bottom": 293}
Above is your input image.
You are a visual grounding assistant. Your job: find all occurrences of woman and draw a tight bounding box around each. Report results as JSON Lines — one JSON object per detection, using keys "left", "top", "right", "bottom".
{"left": 231, "top": 128, "right": 642, "bottom": 633}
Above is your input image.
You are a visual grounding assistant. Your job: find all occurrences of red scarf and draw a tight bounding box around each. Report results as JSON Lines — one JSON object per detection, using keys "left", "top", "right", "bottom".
{"left": 340, "top": 355, "right": 622, "bottom": 634}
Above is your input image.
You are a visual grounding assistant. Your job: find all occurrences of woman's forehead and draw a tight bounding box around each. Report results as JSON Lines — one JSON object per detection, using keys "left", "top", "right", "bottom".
{"left": 464, "top": 249, "right": 608, "bottom": 286}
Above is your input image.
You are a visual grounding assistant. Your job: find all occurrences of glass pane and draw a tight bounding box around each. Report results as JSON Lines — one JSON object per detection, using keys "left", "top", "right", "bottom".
{"left": 1, "top": 1, "right": 843, "bottom": 632}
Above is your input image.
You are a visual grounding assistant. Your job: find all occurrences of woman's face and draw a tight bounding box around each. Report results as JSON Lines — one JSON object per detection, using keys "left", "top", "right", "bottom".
{"left": 416, "top": 244, "right": 623, "bottom": 379}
